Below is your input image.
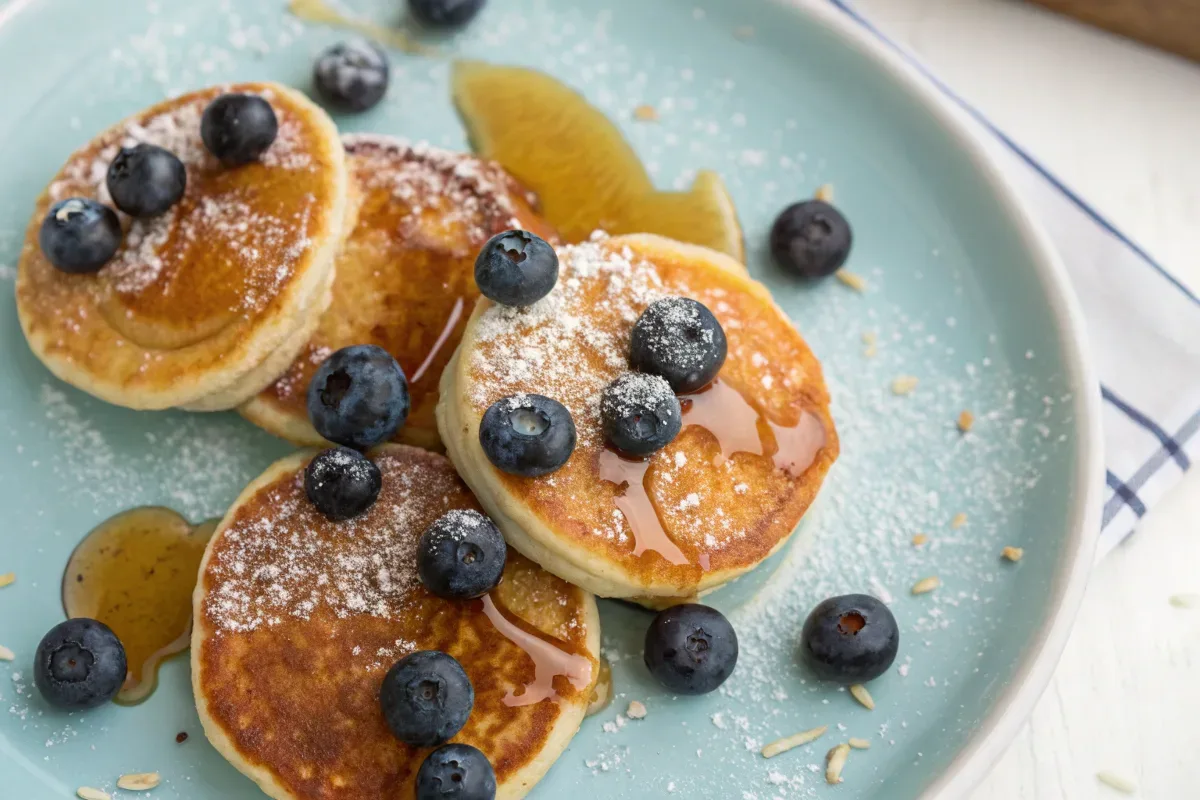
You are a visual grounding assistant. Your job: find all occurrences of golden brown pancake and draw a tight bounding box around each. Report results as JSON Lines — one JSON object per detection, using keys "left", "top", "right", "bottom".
{"left": 16, "top": 82, "right": 349, "bottom": 411}
{"left": 438, "top": 233, "right": 839, "bottom": 603}
{"left": 192, "top": 445, "right": 600, "bottom": 800}
{"left": 240, "top": 135, "right": 558, "bottom": 451}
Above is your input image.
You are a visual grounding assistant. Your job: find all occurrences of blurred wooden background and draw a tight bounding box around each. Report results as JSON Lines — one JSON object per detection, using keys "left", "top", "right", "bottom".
{"left": 1028, "top": 0, "right": 1200, "bottom": 61}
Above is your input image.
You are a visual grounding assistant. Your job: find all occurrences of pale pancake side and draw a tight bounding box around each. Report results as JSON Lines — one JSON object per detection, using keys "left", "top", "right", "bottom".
{"left": 437, "top": 234, "right": 839, "bottom": 601}
{"left": 240, "top": 135, "right": 558, "bottom": 450}
{"left": 192, "top": 445, "right": 600, "bottom": 800}
{"left": 16, "top": 82, "right": 348, "bottom": 411}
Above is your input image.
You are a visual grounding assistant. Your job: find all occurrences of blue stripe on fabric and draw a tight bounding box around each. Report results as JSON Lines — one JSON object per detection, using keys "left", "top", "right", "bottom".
{"left": 1101, "top": 385, "right": 1191, "bottom": 469}
{"left": 1104, "top": 470, "right": 1147, "bottom": 524}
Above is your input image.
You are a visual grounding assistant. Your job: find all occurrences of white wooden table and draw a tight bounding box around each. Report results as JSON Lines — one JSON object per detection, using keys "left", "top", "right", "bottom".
{"left": 850, "top": 1, "right": 1200, "bottom": 797}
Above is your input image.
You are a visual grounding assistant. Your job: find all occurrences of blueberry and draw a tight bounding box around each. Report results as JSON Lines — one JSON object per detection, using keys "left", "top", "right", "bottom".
{"left": 38, "top": 198, "right": 122, "bottom": 274}
{"left": 474, "top": 230, "right": 558, "bottom": 307}
{"left": 769, "top": 200, "right": 853, "bottom": 279}
{"left": 629, "top": 297, "right": 727, "bottom": 394}
{"left": 416, "top": 743, "right": 496, "bottom": 800}
{"left": 380, "top": 650, "right": 474, "bottom": 747}
{"left": 313, "top": 39, "right": 390, "bottom": 113}
{"left": 33, "top": 618, "right": 127, "bottom": 710}
{"left": 304, "top": 447, "right": 382, "bottom": 522}
{"left": 644, "top": 604, "right": 737, "bottom": 695}
{"left": 418, "top": 510, "right": 507, "bottom": 600}
{"left": 600, "top": 372, "right": 682, "bottom": 456}
{"left": 479, "top": 394, "right": 576, "bottom": 477}
{"left": 800, "top": 594, "right": 899, "bottom": 684}
{"left": 105, "top": 144, "right": 187, "bottom": 218}
{"left": 200, "top": 93, "right": 278, "bottom": 166}
{"left": 408, "top": 0, "right": 487, "bottom": 28}
{"left": 307, "top": 344, "right": 410, "bottom": 449}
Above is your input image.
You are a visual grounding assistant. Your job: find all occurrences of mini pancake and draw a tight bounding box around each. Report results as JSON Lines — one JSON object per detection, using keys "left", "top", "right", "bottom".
{"left": 437, "top": 234, "right": 839, "bottom": 603}
{"left": 16, "top": 82, "right": 349, "bottom": 411}
{"left": 241, "top": 135, "right": 558, "bottom": 451}
{"left": 192, "top": 444, "right": 599, "bottom": 800}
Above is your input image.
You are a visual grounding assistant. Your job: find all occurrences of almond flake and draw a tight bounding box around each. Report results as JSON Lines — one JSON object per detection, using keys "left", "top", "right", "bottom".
{"left": 814, "top": 183, "right": 834, "bottom": 202}
{"left": 835, "top": 270, "right": 867, "bottom": 292}
{"left": 77, "top": 789, "right": 111, "bottom": 800}
{"left": 847, "top": 737, "right": 871, "bottom": 750}
{"left": 912, "top": 576, "right": 940, "bottom": 595}
{"left": 633, "top": 104, "right": 658, "bottom": 122}
{"left": 0, "top": 572, "right": 14, "bottom": 588}
{"left": 117, "top": 773, "right": 161, "bottom": 791}
{"left": 957, "top": 410, "right": 974, "bottom": 432}
{"left": 911, "top": 533, "right": 928, "bottom": 547}
{"left": 825, "top": 743, "right": 850, "bottom": 784}
{"left": 890, "top": 376, "right": 919, "bottom": 396}
{"left": 1001, "top": 546, "right": 1024, "bottom": 562}
{"left": 1169, "top": 593, "right": 1199, "bottom": 608}
{"left": 861, "top": 331, "right": 878, "bottom": 358}
{"left": 849, "top": 683, "right": 874, "bottom": 710}
{"left": 950, "top": 512, "right": 968, "bottom": 529}
{"left": 0, "top": 644, "right": 14, "bottom": 661}
{"left": 625, "top": 700, "right": 647, "bottom": 720}
{"left": 761, "top": 725, "right": 827, "bottom": 758}
{"left": 1096, "top": 771, "right": 1136, "bottom": 794}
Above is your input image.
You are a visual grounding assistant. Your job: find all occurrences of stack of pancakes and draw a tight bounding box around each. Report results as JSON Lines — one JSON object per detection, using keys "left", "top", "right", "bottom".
{"left": 17, "top": 85, "right": 837, "bottom": 799}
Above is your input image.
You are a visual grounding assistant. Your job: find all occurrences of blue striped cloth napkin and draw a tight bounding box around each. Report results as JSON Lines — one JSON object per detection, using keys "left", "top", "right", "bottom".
{"left": 831, "top": 1, "right": 1200, "bottom": 558}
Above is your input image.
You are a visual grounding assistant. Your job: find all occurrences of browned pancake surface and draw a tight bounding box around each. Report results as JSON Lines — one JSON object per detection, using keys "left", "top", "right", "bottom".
{"left": 194, "top": 446, "right": 597, "bottom": 800}
{"left": 242, "top": 135, "right": 558, "bottom": 450}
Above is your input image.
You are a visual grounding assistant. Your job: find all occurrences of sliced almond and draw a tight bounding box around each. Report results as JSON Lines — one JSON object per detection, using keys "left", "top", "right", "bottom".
{"left": 625, "top": 700, "right": 647, "bottom": 720}
{"left": 0, "top": 572, "right": 15, "bottom": 588}
{"left": 849, "top": 683, "right": 874, "bottom": 710}
{"left": 861, "top": 331, "right": 878, "bottom": 358}
{"left": 911, "top": 533, "right": 928, "bottom": 547}
{"left": 890, "top": 376, "right": 919, "bottom": 396}
{"left": 633, "top": 104, "right": 658, "bottom": 122}
{"left": 814, "top": 183, "right": 834, "bottom": 202}
{"left": 912, "top": 576, "right": 940, "bottom": 595}
{"left": 76, "top": 789, "right": 111, "bottom": 800}
{"left": 950, "top": 512, "right": 968, "bottom": 529}
{"left": 957, "top": 410, "right": 974, "bottom": 433}
{"left": 825, "top": 743, "right": 851, "bottom": 784}
{"left": 1001, "top": 546, "right": 1024, "bottom": 562}
{"left": 848, "top": 737, "right": 871, "bottom": 750}
{"left": 835, "top": 270, "right": 867, "bottom": 292}
{"left": 760, "top": 725, "right": 828, "bottom": 758}
{"left": 1169, "top": 593, "right": 1199, "bottom": 608}
{"left": 117, "top": 773, "right": 161, "bottom": 791}
{"left": 1096, "top": 771, "right": 1136, "bottom": 794}
{"left": 0, "top": 644, "right": 14, "bottom": 661}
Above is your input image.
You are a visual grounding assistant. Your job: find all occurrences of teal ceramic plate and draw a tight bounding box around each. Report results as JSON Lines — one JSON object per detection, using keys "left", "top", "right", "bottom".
{"left": 0, "top": 0, "right": 1100, "bottom": 798}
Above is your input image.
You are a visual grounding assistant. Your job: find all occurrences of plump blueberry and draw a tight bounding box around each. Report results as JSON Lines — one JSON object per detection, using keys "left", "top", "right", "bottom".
{"left": 600, "top": 372, "right": 682, "bottom": 456}
{"left": 474, "top": 230, "right": 558, "bottom": 307}
{"left": 408, "top": 0, "right": 487, "bottom": 28}
{"left": 307, "top": 344, "right": 410, "bottom": 449}
{"left": 106, "top": 144, "right": 187, "bottom": 218}
{"left": 380, "top": 650, "right": 474, "bottom": 747}
{"left": 416, "top": 743, "right": 496, "bottom": 800}
{"left": 313, "top": 39, "right": 390, "bottom": 113}
{"left": 418, "top": 510, "right": 507, "bottom": 600}
{"left": 800, "top": 594, "right": 899, "bottom": 683}
{"left": 33, "top": 618, "right": 127, "bottom": 710}
{"left": 629, "top": 297, "right": 727, "bottom": 394}
{"left": 769, "top": 200, "right": 853, "bottom": 279}
{"left": 479, "top": 394, "right": 576, "bottom": 477}
{"left": 643, "top": 604, "right": 738, "bottom": 695}
{"left": 38, "top": 198, "right": 122, "bottom": 274}
{"left": 200, "top": 93, "right": 278, "bottom": 166}
{"left": 304, "top": 447, "right": 383, "bottom": 522}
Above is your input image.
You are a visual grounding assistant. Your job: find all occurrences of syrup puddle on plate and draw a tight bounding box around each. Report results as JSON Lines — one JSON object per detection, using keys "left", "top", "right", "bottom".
{"left": 61, "top": 507, "right": 217, "bottom": 705}
{"left": 481, "top": 594, "right": 593, "bottom": 707}
{"left": 288, "top": 0, "right": 428, "bottom": 54}
{"left": 599, "top": 379, "right": 827, "bottom": 568}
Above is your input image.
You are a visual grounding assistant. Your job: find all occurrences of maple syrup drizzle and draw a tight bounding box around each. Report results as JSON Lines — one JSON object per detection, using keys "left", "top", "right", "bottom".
{"left": 287, "top": 0, "right": 426, "bottom": 54}
{"left": 598, "top": 450, "right": 690, "bottom": 566}
{"left": 61, "top": 507, "right": 218, "bottom": 705}
{"left": 585, "top": 656, "right": 614, "bottom": 717}
{"left": 409, "top": 296, "right": 465, "bottom": 384}
{"left": 481, "top": 594, "right": 594, "bottom": 707}
{"left": 599, "top": 379, "right": 827, "bottom": 569}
